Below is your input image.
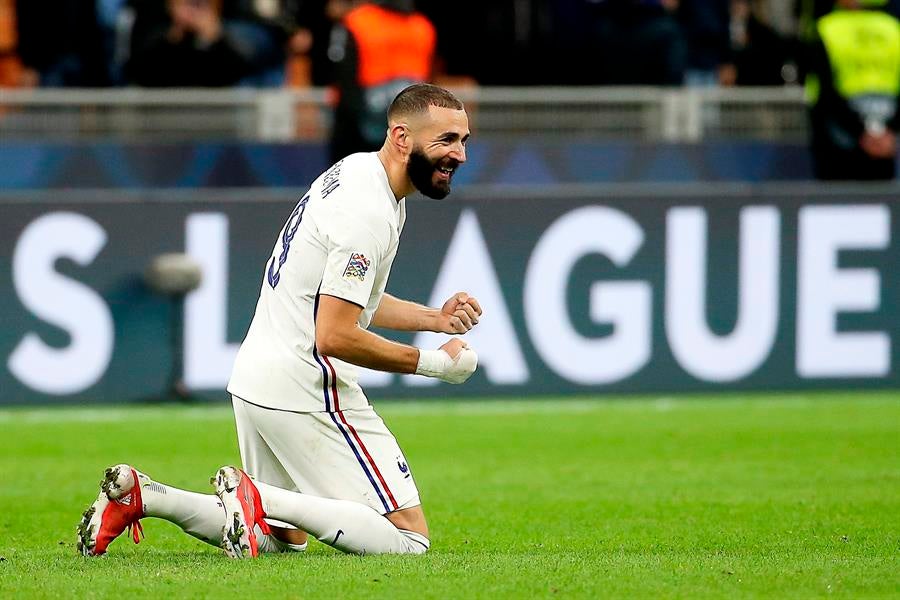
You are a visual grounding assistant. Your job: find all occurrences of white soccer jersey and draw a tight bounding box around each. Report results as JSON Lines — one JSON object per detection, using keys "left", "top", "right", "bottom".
{"left": 228, "top": 152, "right": 406, "bottom": 413}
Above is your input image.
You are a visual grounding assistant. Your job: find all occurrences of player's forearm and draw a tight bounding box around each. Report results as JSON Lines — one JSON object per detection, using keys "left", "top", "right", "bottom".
{"left": 316, "top": 324, "right": 420, "bottom": 374}
{"left": 371, "top": 294, "right": 440, "bottom": 331}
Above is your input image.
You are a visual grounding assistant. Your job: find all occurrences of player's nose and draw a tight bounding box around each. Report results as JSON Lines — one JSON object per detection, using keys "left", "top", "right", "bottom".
{"left": 449, "top": 142, "right": 466, "bottom": 164}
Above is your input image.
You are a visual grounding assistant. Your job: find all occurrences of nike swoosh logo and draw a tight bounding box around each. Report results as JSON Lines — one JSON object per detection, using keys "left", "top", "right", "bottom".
{"left": 332, "top": 529, "right": 344, "bottom": 545}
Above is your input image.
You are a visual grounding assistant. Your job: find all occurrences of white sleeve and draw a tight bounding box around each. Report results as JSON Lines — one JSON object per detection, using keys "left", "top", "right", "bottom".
{"left": 318, "top": 211, "right": 385, "bottom": 308}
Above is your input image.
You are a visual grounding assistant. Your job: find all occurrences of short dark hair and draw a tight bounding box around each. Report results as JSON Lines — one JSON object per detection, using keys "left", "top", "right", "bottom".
{"left": 388, "top": 84, "right": 464, "bottom": 121}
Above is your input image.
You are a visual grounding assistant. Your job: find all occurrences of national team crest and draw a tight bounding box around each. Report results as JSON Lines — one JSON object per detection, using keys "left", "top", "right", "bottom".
{"left": 343, "top": 252, "right": 370, "bottom": 281}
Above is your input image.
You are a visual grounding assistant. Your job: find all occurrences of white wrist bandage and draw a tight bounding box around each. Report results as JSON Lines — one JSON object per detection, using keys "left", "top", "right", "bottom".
{"left": 415, "top": 348, "right": 478, "bottom": 384}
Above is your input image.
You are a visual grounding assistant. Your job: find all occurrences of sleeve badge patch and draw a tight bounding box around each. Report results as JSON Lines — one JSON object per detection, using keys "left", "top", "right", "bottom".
{"left": 342, "top": 252, "right": 371, "bottom": 281}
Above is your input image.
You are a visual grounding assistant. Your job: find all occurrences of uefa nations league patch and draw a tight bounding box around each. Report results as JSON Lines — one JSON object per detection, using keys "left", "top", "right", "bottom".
{"left": 343, "top": 252, "right": 371, "bottom": 281}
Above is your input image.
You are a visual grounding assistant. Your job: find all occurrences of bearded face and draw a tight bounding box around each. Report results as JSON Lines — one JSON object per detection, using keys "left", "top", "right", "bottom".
{"left": 406, "top": 144, "right": 459, "bottom": 199}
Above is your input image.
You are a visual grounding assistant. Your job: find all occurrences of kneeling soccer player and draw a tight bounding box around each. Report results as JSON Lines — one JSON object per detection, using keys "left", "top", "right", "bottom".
{"left": 76, "top": 84, "right": 481, "bottom": 557}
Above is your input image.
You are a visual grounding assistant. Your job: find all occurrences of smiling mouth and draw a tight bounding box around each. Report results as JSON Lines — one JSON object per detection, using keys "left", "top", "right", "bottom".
{"left": 436, "top": 165, "right": 456, "bottom": 179}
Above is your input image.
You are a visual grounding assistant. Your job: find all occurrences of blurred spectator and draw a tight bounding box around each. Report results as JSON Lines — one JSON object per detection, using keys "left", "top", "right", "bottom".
{"left": 327, "top": 0, "right": 435, "bottom": 162}
{"left": 765, "top": 0, "right": 799, "bottom": 35}
{"left": 544, "top": 0, "right": 598, "bottom": 85}
{"left": 250, "top": 0, "right": 321, "bottom": 86}
{"left": 805, "top": 0, "right": 900, "bottom": 180}
{"left": 797, "top": 0, "right": 900, "bottom": 43}
{"left": 14, "top": 0, "right": 109, "bottom": 86}
{"left": 223, "top": 0, "right": 310, "bottom": 85}
{"left": 127, "top": 0, "right": 287, "bottom": 87}
{"left": 587, "top": 0, "right": 687, "bottom": 86}
{"left": 96, "top": 0, "right": 135, "bottom": 85}
{"left": 282, "top": 0, "right": 343, "bottom": 86}
{"left": 731, "top": 0, "right": 796, "bottom": 85}
{"left": 422, "top": 0, "right": 555, "bottom": 85}
{"left": 0, "top": 0, "right": 30, "bottom": 86}
{"left": 678, "top": 0, "right": 734, "bottom": 86}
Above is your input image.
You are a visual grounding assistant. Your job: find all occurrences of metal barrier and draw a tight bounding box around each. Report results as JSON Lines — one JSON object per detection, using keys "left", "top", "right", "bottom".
{"left": 0, "top": 86, "right": 808, "bottom": 143}
{"left": 0, "top": 87, "right": 329, "bottom": 142}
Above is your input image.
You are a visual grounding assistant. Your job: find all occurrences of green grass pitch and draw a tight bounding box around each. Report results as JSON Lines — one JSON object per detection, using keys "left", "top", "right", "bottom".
{"left": 1, "top": 392, "right": 898, "bottom": 599}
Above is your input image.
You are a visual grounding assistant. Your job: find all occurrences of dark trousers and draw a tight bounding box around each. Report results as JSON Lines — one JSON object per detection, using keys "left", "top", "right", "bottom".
{"left": 591, "top": 15, "right": 687, "bottom": 86}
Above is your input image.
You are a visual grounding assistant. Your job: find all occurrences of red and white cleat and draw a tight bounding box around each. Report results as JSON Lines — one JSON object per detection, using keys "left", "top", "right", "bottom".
{"left": 212, "top": 466, "right": 270, "bottom": 559}
{"left": 76, "top": 464, "right": 145, "bottom": 557}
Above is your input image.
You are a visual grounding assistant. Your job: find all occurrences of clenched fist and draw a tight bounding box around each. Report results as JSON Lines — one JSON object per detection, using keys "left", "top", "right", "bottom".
{"left": 439, "top": 292, "right": 483, "bottom": 334}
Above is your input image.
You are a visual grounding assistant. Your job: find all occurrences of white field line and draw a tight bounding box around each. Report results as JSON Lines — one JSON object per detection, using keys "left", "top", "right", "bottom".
{"left": 0, "top": 400, "right": 614, "bottom": 423}
{"left": 0, "top": 406, "right": 235, "bottom": 424}
{"left": 0, "top": 394, "right": 847, "bottom": 424}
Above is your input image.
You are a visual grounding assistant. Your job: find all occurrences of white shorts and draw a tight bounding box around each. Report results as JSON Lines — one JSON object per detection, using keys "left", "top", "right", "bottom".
{"left": 231, "top": 395, "right": 420, "bottom": 515}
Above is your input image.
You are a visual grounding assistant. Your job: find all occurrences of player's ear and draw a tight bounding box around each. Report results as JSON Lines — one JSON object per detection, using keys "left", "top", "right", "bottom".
{"left": 388, "top": 123, "right": 411, "bottom": 154}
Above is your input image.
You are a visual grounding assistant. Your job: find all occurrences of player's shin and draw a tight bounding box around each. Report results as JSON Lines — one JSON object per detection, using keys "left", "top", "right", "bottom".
{"left": 138, "top": 476, "right": 226, "bottom": 546}
{"left": 254, "top": 480, "right": 428, "bottom": 555}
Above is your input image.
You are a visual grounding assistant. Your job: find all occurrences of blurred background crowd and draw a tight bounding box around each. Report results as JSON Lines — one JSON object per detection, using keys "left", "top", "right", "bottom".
{"left": 1, "top": 0, "right": 898, "bottom": 90}
{"left": 1, "top": 0, "right": 900, "bottom": 180}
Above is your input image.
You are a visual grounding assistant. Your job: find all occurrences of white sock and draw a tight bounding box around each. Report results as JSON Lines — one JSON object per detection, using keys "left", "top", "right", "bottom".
{"left": 137, "top": 474, "right": 224, "bottom": 547}
{"left": 254, "top": 525, "right": 309, "bottom": 554}
{"left": 254, "top": 481, "right": 429, "bottom": 555}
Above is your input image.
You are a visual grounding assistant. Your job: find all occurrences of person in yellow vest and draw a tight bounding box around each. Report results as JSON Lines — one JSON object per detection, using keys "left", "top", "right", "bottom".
{"left": 327, "top": 0, "right": 436, "bottom": 163}
{"left": 806, "top": 0, "right": 900, "bottom": 180}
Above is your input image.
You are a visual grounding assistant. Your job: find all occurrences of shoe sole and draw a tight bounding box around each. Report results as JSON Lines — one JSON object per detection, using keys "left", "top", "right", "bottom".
{"left": 212, "top": 467, "right": 255, "bottom": 559}
{"left": 76, "top": 465, "right": 134, "bottom": 557}
{"left": 76, "top": 500, "right": 103, "bottom": 556}
{"left": 101, "top": 464, "right": 134, "bottom": 499}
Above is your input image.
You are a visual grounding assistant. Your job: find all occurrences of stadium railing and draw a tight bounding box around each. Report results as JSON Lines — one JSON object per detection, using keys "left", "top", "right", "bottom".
{"left": 0, "top": 86, "right": 807, "bottom": 143}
